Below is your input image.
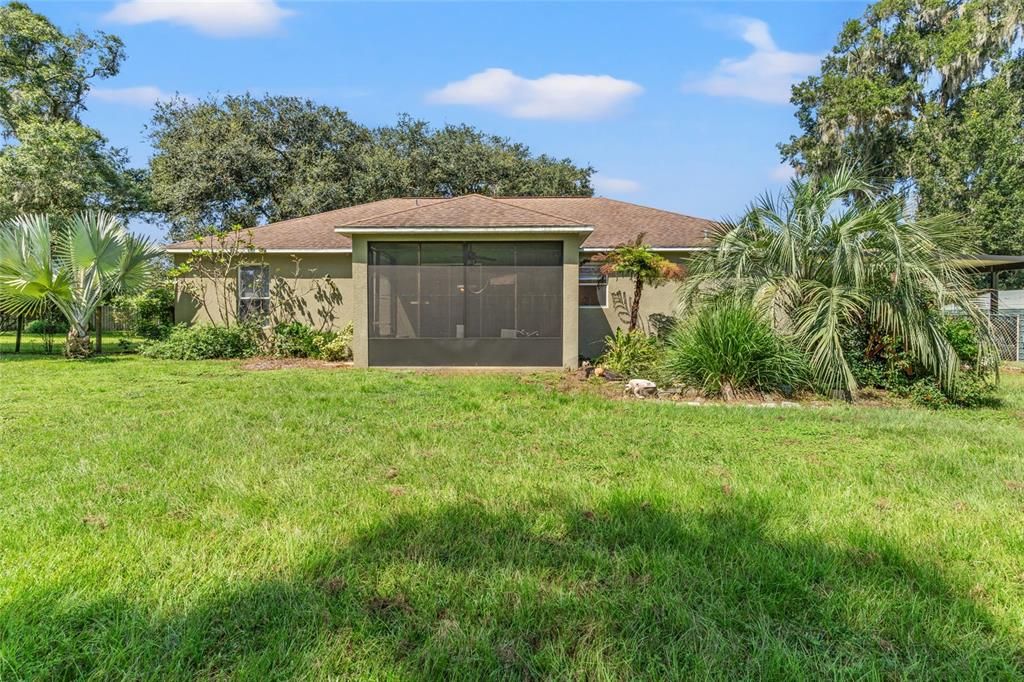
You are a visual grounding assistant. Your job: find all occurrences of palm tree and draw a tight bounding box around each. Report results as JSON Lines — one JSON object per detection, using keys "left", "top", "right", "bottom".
{"left": 595, "top": 235, "right": 683, "bottom": 332}
{"left": 0, "top": 211, "right": 163, "bottom": 357}
{"left": 680, "top": 167, "right": 996, "bottom": 397}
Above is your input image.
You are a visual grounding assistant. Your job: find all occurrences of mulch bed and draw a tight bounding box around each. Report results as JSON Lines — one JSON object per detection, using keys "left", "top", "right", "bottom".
{"left": 239, "top": 357, "right": 353, "bottom": 371}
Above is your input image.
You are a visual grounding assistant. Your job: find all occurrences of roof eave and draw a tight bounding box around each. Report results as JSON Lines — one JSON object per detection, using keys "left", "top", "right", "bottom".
{"left": 165, "top": 247, "right": 354, "bottom": 254}
{"left": 579, "top": 245, "right": 711, "bottom": 252}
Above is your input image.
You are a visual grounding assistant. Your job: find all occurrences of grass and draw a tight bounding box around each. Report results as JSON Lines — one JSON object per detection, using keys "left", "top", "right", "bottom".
{"left": 0, "top": 330, "right": 142, "bottom": 356}
{"left": 1, "top": 356, "right": 1023, "bottom": 679}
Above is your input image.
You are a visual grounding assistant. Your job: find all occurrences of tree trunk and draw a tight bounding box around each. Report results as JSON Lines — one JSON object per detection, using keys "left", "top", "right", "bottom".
{"left": 14, "top": 315, "right": 23, "bottom": 353}
{"left": 628, "top": 278, "right": 644, "bottom": 332}
{"left": 65, "top": 327, "right": 92, "bottom": 359}
{"left": 95, "top": 306, "right": 104, "bottom": 354}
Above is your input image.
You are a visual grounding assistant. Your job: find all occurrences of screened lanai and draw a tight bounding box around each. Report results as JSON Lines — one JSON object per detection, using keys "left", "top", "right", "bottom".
{"left": 367, "top": 241, "right": 564, "bottom": 366}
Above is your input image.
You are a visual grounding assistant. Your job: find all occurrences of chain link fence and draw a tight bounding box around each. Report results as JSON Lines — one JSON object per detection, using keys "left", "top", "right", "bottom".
{"left": 989, "top": 313, "right": 1021, "bottom": 361}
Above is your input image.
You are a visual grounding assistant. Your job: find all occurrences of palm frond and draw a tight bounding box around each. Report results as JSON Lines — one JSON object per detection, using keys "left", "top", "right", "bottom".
{"left": 680, "top": 166, "right": 991, "bottom": 397}
{"left": 0, "top": 211, "right": 163, "bottom": 345}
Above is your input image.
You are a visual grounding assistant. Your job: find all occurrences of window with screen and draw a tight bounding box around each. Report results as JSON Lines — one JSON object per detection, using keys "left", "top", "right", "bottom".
{"left": 368, "top": 242, "right": 563, "bottom": 366}
{"left": 238, "top": 264, "right": 270, "bottom": 321}
{"left": 579, "top": 262, "right": 608, "bottom": 307}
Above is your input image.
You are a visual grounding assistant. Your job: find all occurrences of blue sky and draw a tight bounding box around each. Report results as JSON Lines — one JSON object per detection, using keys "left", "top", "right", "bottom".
{"left": 38, "top": 1, "right": 864, "bottom": 240}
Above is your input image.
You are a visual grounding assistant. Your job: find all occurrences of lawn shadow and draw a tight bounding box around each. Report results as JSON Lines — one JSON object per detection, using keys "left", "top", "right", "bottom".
{"left": 3, "top": 496, "right": 1022, "bottom": 679}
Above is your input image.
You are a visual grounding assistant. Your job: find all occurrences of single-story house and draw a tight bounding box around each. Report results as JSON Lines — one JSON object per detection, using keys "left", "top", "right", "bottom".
{"left": 166, "top": 194, "right": 716, "bottom": 368}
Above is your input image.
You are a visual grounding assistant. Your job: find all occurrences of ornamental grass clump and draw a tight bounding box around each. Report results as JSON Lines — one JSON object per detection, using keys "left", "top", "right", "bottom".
{"left": 664, "top": 301, "right": 809, "bottom": 399}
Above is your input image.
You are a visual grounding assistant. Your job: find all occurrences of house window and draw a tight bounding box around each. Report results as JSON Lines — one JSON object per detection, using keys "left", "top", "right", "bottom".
{"left": 238, "top": 264, "right": 270, "bottom": 321}
{"left": 579, "top": 262, "right": 607, "bottom": 308}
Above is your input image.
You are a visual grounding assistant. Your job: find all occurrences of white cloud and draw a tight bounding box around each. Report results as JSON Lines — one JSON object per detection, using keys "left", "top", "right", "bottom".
{"left": 427, "top": 68, "right": 643, "bottom": 120}
{"left": 104, "top": 0, "right": 293, "bottom": 37}
{"left": 593, "top": 175, "right": 642, "bottom": 194}
{"left": 686, "top": 17, "right": 820, "bottom": 104}
{"left": 770, "top": 163, "right": 796, "bottom": 182}
{"left": 90, "top": 85, "right": 176, "bottom": 108}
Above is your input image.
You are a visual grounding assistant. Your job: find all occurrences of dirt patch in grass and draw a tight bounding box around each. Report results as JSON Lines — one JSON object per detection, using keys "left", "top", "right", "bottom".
{"left": 239, "top": 357, "right": 353, "bottom": 371}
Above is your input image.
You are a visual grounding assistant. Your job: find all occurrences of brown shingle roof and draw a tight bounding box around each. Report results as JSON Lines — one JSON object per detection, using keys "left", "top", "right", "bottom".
{"left": 165, "top": 198, "right": 444, "bottom": 251}
{"left": 339, "top": 193, "right": 588, "bottom": 229}
{"left": 165, "top": 194, "right": 716, "bottom": 252}
{"left": 501, "top": 197, "right": 714, "bottom": 249}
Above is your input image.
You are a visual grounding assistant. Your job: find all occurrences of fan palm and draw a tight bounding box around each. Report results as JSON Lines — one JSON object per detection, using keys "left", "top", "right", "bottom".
{"left": 680, "top": 167, "right": 996, "bottom": 397}
{"left": 0, "top": 211, "right": 163, "bottom": 357}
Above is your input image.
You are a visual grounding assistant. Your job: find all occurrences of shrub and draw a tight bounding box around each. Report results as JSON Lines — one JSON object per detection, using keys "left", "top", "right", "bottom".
{"left": 111, "top": 286, "right": 174, "bottom": 340}
{"left": 844, "top": 318, "right": 997, "bottom": 406}
{"left": 665, "top": 301, "right": 809, "bottom": 398}
{"left": 943, "top": 317, "right": 980, "bottom": 366}
{"left": 270, "top": 322, "right": 316, "bottom": 358}
{"left": 141, "top": 324, "right": 258, "bottom": 360}
{"left": 907, "top": 380, "right": 951, "bottom": 409}
{"left": 598, "top": 328, "right": 662, "bottom": 378}
{"left": 907, "top": 373, "right": 998, "bottom": 409}
{"left": 950, "top": 372, "right": 998, "bottom": 408}
{"left": 312, "top": 323, "right": 354, "bottom": 361}
{"left": 25, "top": 318, "right": 68, "bottom": 334}
{"left": 846, "top": 331, "right": 914, "bottom": 394}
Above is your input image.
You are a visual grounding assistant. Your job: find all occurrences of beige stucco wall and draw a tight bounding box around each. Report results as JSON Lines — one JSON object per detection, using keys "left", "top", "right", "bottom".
{"left": 173, "top": 253, "right": 353, "bottom": 332}
{"left": 577, "top": 255, "right": 688, "bottom": 361}
{"left": 172, "top": 248, "right": 685, "bottom": 367}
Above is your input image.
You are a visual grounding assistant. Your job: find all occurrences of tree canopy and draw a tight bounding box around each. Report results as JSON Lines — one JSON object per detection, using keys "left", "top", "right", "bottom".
{"left": 780, "top": 0, "right": 1024, "bottom": 258}
{"left": 361, "top": 115, "right": 593, "bottom": 200}
{"left": 148, "top": 94, "right": 372, "bottom": 241}
{"left": 0, "top": 2, "right": 139, "bottom": 220}
{"left": 148, "top": 99, "right": 594, "bottom": 242}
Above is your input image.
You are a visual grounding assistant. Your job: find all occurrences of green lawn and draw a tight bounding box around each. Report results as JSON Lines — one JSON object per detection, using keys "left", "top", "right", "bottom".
{"left": 0, "top": 330, "right": 142, "bottom": 356}
{"left": 1, "top": 357, "right": 1023, "bottom": 679}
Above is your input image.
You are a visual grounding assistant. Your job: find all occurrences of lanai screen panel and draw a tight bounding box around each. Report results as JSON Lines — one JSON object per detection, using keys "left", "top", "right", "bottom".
{"left": 368, "top": 241, "right": 562, "bottom": 366}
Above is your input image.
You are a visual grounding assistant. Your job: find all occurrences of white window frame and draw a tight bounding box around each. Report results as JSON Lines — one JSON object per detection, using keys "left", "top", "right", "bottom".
{"left": 238, "top": 263, "right": 271, "bottom": 323}
{"left": 579, "top": 262, "right": 608, "bottom": 309}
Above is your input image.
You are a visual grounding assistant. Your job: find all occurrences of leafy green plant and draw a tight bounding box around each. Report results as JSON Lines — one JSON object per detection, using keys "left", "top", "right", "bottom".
{"left": 665, "top": 301, "right": 809, "bottom": 399}
{"left": 141, "top": 324, "right": 258, "bottom": 360}
{"left": 947, "top": 372, "right": 998, "bottom": 408}
{"left": 270, "top": 322, "right": 315, "bottom": 358}
{"left": 844, "top": 317, "right": 996, "bottom": 407}
{"left": 943, "top": 318, "right": 981, "bottom": 366}
{"left": 681, "top": 167, "right": 998, "bottom": 398}
{"left": 111, "top": 285, "right": 174, "bottom": 340}
{"left": 598, "top": 328, "right": 662, "bottom": 378}
{"left": 312, "top": 322, "right": 353, "bottom": 362}
{"left": 907, "top": 380, "right": 951, "bottom": 409}
{"left": 25, "top": 318, "right": 68, "bottom": 334}
{"left": 24, "top": 313, "right": 66, "bottom": 354}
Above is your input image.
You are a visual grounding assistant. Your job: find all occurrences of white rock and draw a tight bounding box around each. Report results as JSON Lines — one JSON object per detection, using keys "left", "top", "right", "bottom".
{"left": 625, "top": 379, "right": 658, "bottom": 398}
